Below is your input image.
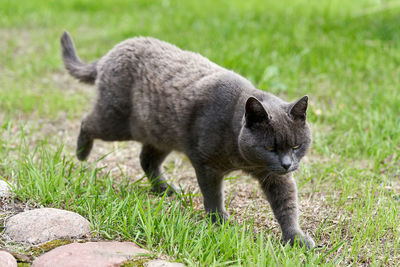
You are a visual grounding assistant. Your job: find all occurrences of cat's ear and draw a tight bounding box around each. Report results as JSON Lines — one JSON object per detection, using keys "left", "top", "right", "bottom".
{"left": 289, "top": 95, "right": 308, "bottom": 121}
{"left": 245, "top": 97, "right": 269, "bottom": 127}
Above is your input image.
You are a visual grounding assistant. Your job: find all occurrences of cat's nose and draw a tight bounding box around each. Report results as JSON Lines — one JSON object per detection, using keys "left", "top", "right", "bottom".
{"left": 282, "top": 162, "right": 291, "bottom": 170}
{"left": 281, "top": 156, "right": 292, "bottom": 170}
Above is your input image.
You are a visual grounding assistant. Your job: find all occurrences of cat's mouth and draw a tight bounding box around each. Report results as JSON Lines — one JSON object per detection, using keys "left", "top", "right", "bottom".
{"left": 270, "top": 166, "right": 298, "bottom": 175}
{"left": 249, "top": 166, "right": 298, "bottom": 176}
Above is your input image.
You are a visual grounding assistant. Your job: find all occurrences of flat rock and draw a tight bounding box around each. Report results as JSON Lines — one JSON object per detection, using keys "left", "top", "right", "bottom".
{"left": 0, "top": 180, "right": 12, "bottom": 197}
{"left": 145, "top": 259, "right": 185, "bottom": 267}
{"left": 5, "top": 208, "right": 91, "bottom": 244}
{"left": 0, "top": 251, "right": 17, "bottom": 267}
{"left": 32, "top": 241, "right": 149, "bottom": 267}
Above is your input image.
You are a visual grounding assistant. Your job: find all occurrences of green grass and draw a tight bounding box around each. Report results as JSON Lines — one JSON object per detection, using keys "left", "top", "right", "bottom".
{"left": 1, "top": 0, "right": 399, "bottom": 265}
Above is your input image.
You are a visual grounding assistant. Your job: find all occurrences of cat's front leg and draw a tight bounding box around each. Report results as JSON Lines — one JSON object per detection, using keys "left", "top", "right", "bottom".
{"left": 192, "top": 163, "right": 229, "bottom": 223}
{"left": 259, "top": 173, "right": 315, "bottom": 249}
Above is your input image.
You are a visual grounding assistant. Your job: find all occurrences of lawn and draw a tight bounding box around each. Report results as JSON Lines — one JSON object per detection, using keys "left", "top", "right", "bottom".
{"left": 0, "top": 0, "right": 399, "bottom": 265}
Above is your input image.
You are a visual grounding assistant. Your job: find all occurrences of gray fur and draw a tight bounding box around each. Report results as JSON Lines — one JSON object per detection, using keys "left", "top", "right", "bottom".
{"left": 60, "top": 31, "right": 315, "bottom": 248}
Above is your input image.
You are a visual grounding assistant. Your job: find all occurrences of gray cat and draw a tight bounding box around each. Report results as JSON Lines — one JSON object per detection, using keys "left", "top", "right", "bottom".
{"left": 60, "top": 31, "right": 315, "bottom": 248}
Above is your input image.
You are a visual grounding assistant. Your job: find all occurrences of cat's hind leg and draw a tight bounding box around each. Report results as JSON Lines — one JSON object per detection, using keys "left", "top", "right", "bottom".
{"left": 76, "top": 91, "right": 132, "bottom": 161}
{"left": 76, "top": 109, "right": 131, "bottom": 161}
{"left": 140, "top": 144, "right": 178, "bottom": 196}
{"left": 76, "top": 114, "right": 96, "bottom": 161}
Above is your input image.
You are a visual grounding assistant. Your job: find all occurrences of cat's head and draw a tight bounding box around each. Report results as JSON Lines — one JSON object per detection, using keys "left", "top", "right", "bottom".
{"left": 238, "top": 96, "right": 311, "bottom": 175}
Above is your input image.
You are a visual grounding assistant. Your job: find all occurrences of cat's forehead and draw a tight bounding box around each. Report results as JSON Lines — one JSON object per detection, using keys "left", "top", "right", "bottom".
{"left": 266, "top": 119, "right": 307, "bottom": 147}
{"left": 260, "top": 101, "right": 307, "bottom": 140}
{"left": 261, "top": 101, "right": 291, "bottom": 122}
{"left": 269, "top": 113, "right": 297, "bottom": 135}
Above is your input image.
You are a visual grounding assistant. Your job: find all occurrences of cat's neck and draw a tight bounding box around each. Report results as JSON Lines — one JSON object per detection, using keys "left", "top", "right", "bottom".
{"left": 226, "top": 89, "right": 267, "bottom": 170}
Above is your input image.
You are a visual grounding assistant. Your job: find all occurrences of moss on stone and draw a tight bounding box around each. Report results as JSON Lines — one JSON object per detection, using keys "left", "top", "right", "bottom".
{"left": 120, "top": 257, "right": 150, "bottom": 267}
{"left": 31, "top": 239, "right": 73, "bottom": 257}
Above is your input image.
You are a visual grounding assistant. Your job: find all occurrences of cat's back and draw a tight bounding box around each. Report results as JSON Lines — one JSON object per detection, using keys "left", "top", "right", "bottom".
{"left": 98, "top": 36, "right": 224, "bottom": 86}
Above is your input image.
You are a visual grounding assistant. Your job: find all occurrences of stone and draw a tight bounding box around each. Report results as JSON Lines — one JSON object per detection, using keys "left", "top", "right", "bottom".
{"left": 0, "top": 180, "right": 12, "bottom": 197}
{"left": 32, "top": 241, "right": 149, "bottom": 267}
{"left": 5, "top": 208, "right": 91, "bottom": 244}
{"left": 0, "top": 251, "right": 17, "bottom": 267}
{"left": 145, "top": 259, "right": 185, "bottom": 267}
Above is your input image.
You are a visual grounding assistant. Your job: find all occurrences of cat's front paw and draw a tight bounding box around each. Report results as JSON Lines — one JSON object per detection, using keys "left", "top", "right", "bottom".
{"left": 209, "top": 210, "right": 230, "bottom": 224}
{"left": 152, "top": 182, "right": 180, "bottom": 196}
{"left": 283, "top": 232, "right": 315, "bottom": 249}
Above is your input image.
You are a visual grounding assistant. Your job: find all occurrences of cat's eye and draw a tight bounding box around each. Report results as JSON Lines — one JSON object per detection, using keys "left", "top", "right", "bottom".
{"left": 293, "top": 144, "right": 301, "bottom": 149}
{"left": 265, "top": 146, "right": 275, "bottom": 151}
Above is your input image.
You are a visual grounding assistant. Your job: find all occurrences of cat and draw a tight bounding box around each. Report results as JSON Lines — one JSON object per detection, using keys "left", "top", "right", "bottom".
{"left": 60, "top": 31, "right": 315, "bottom": 248}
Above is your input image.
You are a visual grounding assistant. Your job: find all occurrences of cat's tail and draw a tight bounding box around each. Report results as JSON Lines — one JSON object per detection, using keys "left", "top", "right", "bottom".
{"left": 60, "top": 31, "right": 98, "bottom": 84}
